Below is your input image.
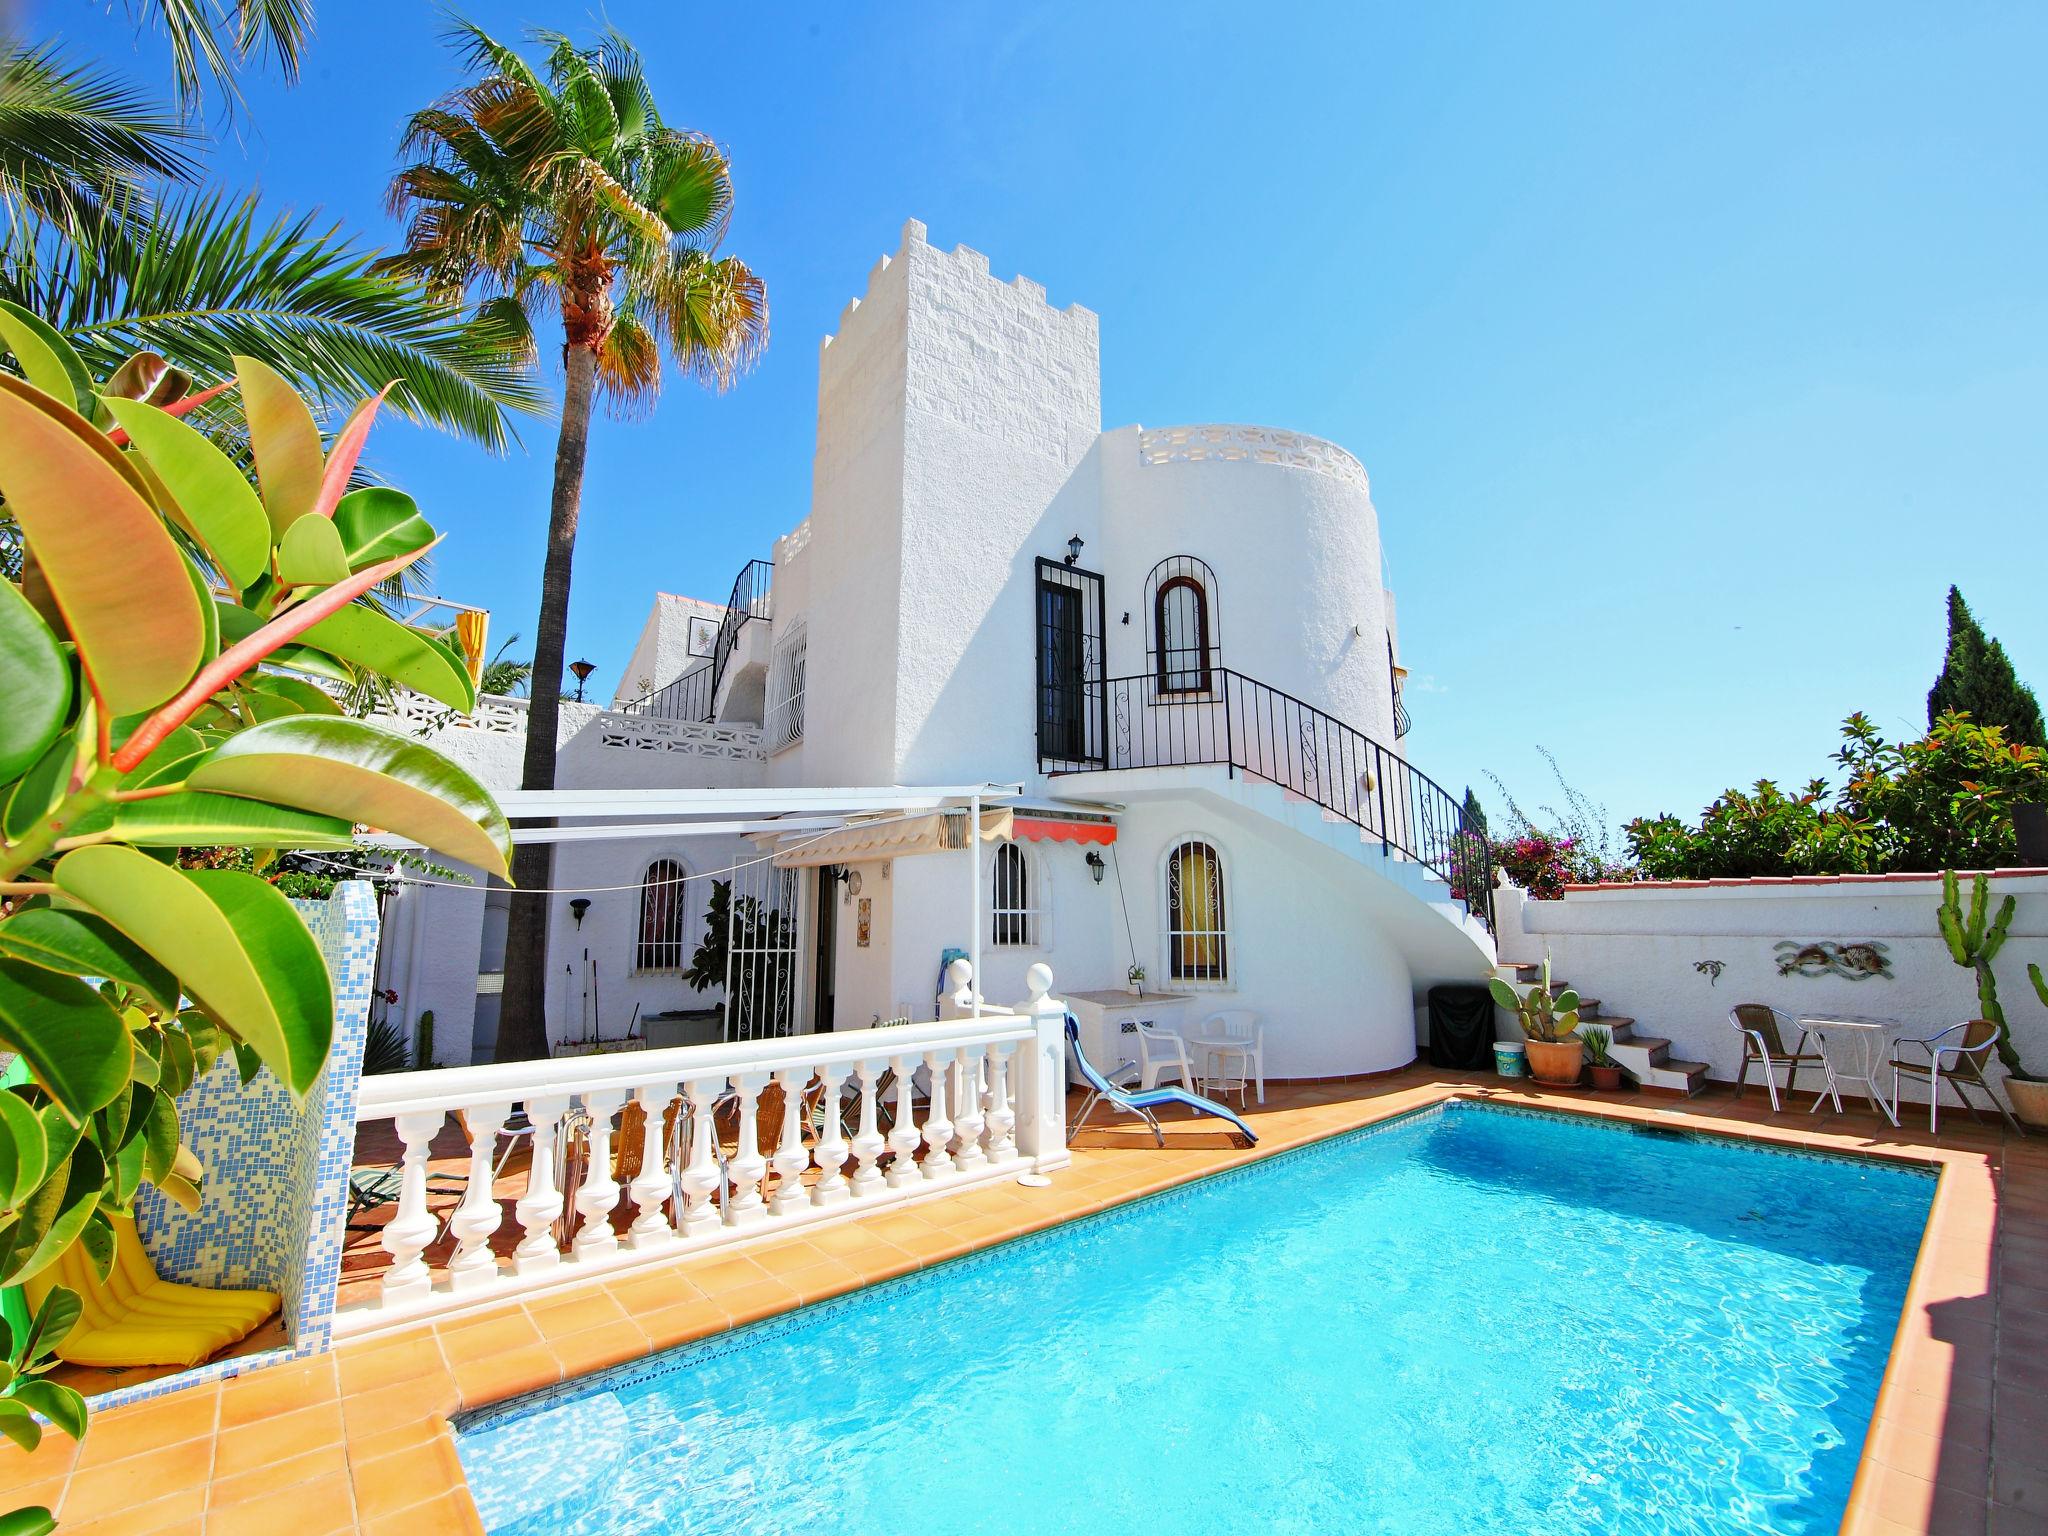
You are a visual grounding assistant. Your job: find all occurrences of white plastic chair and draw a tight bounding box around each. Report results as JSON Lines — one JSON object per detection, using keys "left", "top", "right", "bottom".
{"left": 1132, "top": 1018, "right": 1198, "bottom": 1092}
{"left": 1195, "top": 1009, "right": 1265, "bottom": 1105}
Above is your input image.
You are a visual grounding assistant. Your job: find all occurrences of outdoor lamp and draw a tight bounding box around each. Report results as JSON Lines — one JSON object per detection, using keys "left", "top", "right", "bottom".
{"left": 1086, "top": 850, "right": 1106, "bottom": 884}
{"left": 569, "top": 658, "right": 596, "bottom": 700}
{"left": 1065, "top": 535, "right": 1084, "bottom": 566}
{"left": 569, "top": 898, "right": 591, "bottom": 927}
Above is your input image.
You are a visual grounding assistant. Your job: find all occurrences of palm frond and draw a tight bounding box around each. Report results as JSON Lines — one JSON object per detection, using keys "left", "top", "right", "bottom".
{"left": 1, "top": 193, "right": 548, "bottom": 449}
{"left": 0, "top": 43, "right": 199, "bottom": 224}
{"left": 639, "top": 248, "right": 767, "bottom": 395}
{"left": 128, "top": 0, "right": 315, "bottom": 116}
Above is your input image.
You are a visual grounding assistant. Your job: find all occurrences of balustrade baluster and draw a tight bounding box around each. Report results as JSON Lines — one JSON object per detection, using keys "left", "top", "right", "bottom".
{"left": 447, "top": 1102, "right": 510, "bottom": 1293}
{"left": 952, "top": 1046, "right": 989, "bottom": 1172}
{"left": 921, "top": 1049, "right": 957, "bottom": 1179}
{"left": 378, "top": 1110, "right": 447, "bottom": 1307}
{"left": 812, "top": 1064, "right": 852, "bottom": 1206}
{"left": 985, "top": 1043, "right": 1017, "bottom": 1162}
{"left": 627, "top": 1083, "right": 679, "bottom": 1249}
{"left": 727, "top": 1073, "right": 769, "bottom": 1225}
{"left": 885, "top": 1055, "right": 923, "bottom": 1189}
{"left": 512, "top": 1096, "right": 571, "bottom": 1274}
{"left": 850, "top": 1059, "right": 887, "bottom": 1197}
{"left": 676, "top": 1077, "right": 724, "bottom": 1237}
{"left": 768, "top": 1068, "right": 812, "bottom": 1216}
{"left": 571, "top": 1090, "right": 626, "bottom": 1258}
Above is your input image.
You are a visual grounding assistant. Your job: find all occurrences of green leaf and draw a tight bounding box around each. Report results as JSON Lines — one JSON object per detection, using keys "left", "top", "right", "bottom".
{"left": 101, "top": 395, "right": 271, "bottom": 589}
{"left": 0, "top": 578, "right": 72, "bottom": 783}
{"left": 19, "top": 1287, "right": 80, "bottom": 1371}
{"left": 142, "top": 1092, "right": 179, "bottom": 1184}
{"left": 0, "top": 300, "right": 92, "bottom": 415}
{"left": 1, "top": 728, "right": 88, "bottom": 843}
{"left": 0, "top": 376, "right": 207, "bottom": 715}
{"left": 0, "top": 908, "right": 180, "bottom": 1012}
{"left": 214, "top": 602, "right": 353, "bottom": 684}
{"left": 190, "top": 716, "right": 511, "bottom": 878}
{"left": 0, "top": 1092, "right": 46, "bottom": 1210}
{"left": 296, "top": 603, "right": 477, "bottom": 711}
{"left": 235, "top": 353, "right": 325, "bottom": 537}
{"left": 111, "top": 789, "right": 356, "bottom": 851}
{"left": 276, "top": 513, "right": 352, "bottom": 586}
{"left": 0, "top": 1401, "right": 42, "bottom": 1454}
{"left": 9, "top": 1381, "right": 85, "bottom": 1442}
{"left": 0, "top": 1141, "right": 104, "bottom": 1286}
{"left": 1487, "top": 977, "right": 1520, "bottom": 1011}
{"left": 244, "top": 676, "right": 343, "bottom": 717}
{"left": 76, "top": 1210, "right": 114, "bottom": 1284}
{"left": 52, "top": 849, "right": 332, "bottom": 1097}
{"left": 0, "top": 962, "right": 132, "bottom": 1120}
{"left": 333, "top": 487, "right": 435, "bottom": 570}
{"left": 0, "top": 1503, "right": 56, "bottom": 1536}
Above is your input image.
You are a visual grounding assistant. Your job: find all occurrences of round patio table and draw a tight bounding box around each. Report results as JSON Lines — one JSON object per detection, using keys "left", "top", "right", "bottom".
{"left": 1797, "top": 1013, "right": 1903, "bottom": 1127}
{"left": 1187, "top": 1033, "right": 1256, "bottom": 1104}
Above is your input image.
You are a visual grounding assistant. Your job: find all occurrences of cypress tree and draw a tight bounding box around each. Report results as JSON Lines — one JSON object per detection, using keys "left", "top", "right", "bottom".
{"left": 1462, "top": 787, "right": 1489, "bottom": 833}
{"left": 1928, "top": 586, "right": 2045, "bottom": 747}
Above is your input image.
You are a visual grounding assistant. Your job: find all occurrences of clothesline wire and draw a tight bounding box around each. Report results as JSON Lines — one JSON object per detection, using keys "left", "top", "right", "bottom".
{"left": 302, "top": 808, "right": 937, "bottom": 895}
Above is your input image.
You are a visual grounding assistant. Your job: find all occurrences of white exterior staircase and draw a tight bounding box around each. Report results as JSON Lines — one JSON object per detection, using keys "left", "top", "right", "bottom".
{"left": 1495, "top": 961, "right": 1709, "bottom": 1095}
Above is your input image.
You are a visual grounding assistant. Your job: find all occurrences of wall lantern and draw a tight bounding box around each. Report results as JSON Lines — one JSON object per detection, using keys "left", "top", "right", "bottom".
{"left": 569, "top": 897, "right": 592, "bottom": 927}
{"left": 1086, "top": 850, "right": 1106, "bottom": 884}
{"left": 568, "top": 658, "right": 596, "bottom": 701}
{"left": 1065, "top": 535, "right": 1085, "bottom": 566}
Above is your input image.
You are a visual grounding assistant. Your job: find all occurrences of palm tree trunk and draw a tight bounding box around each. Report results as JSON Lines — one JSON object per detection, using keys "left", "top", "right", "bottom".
{"left": 495, "top": 343, "right": 597, "bottom": 1062}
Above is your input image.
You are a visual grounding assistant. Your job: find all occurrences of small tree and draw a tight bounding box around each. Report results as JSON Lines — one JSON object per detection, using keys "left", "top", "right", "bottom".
{"left": 1928, "top": 586, "right": 2045, "bottom": 747}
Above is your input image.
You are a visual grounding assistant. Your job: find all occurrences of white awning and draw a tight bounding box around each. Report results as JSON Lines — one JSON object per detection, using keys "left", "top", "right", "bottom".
{"left": 773, "top": 807, "right": 1013, "bottom": 868}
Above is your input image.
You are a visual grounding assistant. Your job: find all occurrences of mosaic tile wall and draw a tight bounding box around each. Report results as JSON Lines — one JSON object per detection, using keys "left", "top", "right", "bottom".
{"left": 135, "top": 881, "right": 379, "bottom": 1356}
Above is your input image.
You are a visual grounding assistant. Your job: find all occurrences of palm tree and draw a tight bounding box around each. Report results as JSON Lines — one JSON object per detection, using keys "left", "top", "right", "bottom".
{"left": 120, "top": 0, "right": 314, "bottom": 117}
{"left": 382, "top": 21, "right": 767, "bottom": 1061}
{"left": 0, "top": 42, "right": 197, "bottom": 225}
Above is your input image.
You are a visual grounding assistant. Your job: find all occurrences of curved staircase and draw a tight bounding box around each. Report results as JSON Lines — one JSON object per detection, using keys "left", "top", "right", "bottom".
{"left": 1495, "top": 961, "right": 1709, "bottom": 1096}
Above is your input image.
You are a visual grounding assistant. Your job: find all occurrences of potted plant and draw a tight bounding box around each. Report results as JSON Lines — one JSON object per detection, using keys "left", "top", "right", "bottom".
{"left": 1937, "top": 870, "right": 2048, "bottom": 1129}
{"left": 1487, "top": 958, "right": 1584, "bottom": 1086}
{"left": 1581, "top": 1026, "right": 1624, "bottom": 1090}
{"left": 1127, "top": 964, "right": 1146, "bottom": 997}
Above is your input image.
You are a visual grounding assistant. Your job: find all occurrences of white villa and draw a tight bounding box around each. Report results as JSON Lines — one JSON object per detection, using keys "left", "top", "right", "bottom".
{"left": 373, "top": 218, "right": 1494, "bottom": 1082}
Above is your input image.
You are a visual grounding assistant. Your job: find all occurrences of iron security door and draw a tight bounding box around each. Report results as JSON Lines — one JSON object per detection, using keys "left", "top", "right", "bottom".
{"left": 1036, "top": 558, "right": 1105, "bottom": 768}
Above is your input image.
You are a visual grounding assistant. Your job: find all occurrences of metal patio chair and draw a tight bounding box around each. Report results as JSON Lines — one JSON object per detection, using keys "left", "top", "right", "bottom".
{"left": 1730, "top": 1004, "right": 1839, "bottom": 1112}
{"left": 1890, "top": 1020, "right": 2023, "bottom": 1136}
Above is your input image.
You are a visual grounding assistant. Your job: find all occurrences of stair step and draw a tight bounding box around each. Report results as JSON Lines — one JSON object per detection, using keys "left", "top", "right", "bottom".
{"left": 1631, "top": 1057, "right": 1711, "bottom": 1097}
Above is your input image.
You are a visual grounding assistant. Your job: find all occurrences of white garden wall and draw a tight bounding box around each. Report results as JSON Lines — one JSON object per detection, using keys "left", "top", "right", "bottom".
{"left": 1493, "top": 871, "right": 2048, "bottom": 1101}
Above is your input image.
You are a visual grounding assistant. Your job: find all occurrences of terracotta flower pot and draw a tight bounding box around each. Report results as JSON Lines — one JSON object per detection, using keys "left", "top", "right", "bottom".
{"left": 2006, "top": 1076, "right": 2048, "bottom": 1130}
{"left": 1589, "top": 1063, "right": 1624, "bottom": 1091}
{"left": 1525, "top": 1038, "right": 1585, "bottom": 1087}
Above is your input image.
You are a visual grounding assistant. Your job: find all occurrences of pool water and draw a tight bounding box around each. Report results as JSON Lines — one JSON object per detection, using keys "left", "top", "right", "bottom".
{"left": 456, "top": 1102, "right": 1933, "bottom": 1535}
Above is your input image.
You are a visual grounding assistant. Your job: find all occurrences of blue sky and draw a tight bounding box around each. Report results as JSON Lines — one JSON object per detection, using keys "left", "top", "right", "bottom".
{"left": 42, "top": 2, "right": 2048, "bottom": 841}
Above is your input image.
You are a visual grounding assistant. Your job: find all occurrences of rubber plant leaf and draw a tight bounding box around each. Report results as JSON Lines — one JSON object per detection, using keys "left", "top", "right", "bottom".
{"left": 189, "top": 716, "right": 513, "bottom": 878}
{"left": 20, "top": 1282, "right": 82, "bottom": 1365}
{"left": 305, "top": 387, "right": 390, "bottom": 522}
{"left": 243, "top": 676, "right": 343, "bottom": 717}
{"left": 0, "top": 1141, "right": 103, "bottom": 1285}
{"left": 52, "top": 848, "right": 332, "bottom": 1098}
{"left": 235, "top": 353, "right": 325, "bottom": 537}
{"left": 0, "top": 1092, "right": 45, "bottom": 1210}
{"left": 102, "top": 351, "right": 190, "bottom": 406}
{"left": 214, "top": 603, "right": 353, "bottom": 684}
{"left": 7, "top": 1383, "right": 83, "bottom": 1444}
{"left": 101, "top": 396, "right": 271, "bottom": 590}
{"left": 142, "top": 1091, "right": 179, "bottom": 1184}
{"left": 276, "top": 514, "right": 353, "bottom": 586}
{"left": 0, "top": 300, "right": 94, "bottom": 416}
{"left": 0, "top": 377, "right": 206, "bottom": 715}
{"left": 0, "top": 961, "right": 133, "bottom": 1120}
{"left": 111, "top": 791, "right": 356, "bottom": 851}
{"left": 332, "top": 487, "right": 436, "bottom": 570}
{"left": 0, "top": 908, "right": 181, "bottom": 1013}
{"left": 296, "top": 603, "right": 477, "bottom": 712}
{"left": 0, "top": 578, "right": 73, "bottom": 783}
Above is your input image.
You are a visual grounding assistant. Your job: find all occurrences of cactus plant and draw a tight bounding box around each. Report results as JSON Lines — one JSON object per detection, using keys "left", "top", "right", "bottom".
{"left": 1936, "top": 869, "right": 2034, "bottom": 1081}
{"left": 1487, "top": 957, "right": 1582, "bottom": 1044}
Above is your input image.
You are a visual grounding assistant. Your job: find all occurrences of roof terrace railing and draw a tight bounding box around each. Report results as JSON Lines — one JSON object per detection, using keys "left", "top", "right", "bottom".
{"left": 621, "top": 558, "right": 774, "bottom": 721}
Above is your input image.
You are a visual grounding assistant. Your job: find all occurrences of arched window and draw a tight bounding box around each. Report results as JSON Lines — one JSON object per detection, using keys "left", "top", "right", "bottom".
{"left": 991, "top": 842, "right": 1039, "bottom": 947}
{"left": 1166, "top": 839, "right": 1228, "bottom": 982}
{"left": 1145, "top": 556, "right": 1219, "bottom": 694}
{"left": 636, "top": 858, "right": 689, "bottom": 972}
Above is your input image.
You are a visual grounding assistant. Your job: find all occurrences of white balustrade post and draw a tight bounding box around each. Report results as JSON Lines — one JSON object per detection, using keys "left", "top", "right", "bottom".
{"left": 985, "top": 1043, "right": 1017, "bottom": 1164}
{"left": 726, "top": 1073, "right": 769, "bottom": 1226}
{"left": 572, "top": 1090, "right": 626, "bottom": 1259}
{"left": 676, "top": 1076, "right": 724, "bottom": 1238}
{"left": 448, "top": 1101, "right": 511, "bottom": 1293}
{"left": 513, "top": 1095, "right": 572, "bottom": 1274}
{"left": 885, "top": 1055, "right": 923, "bottom": 1189}
{"left": 768, "top": 1068, "right": 812, "bottom": 1216}
{"left": 627, "top": 1083, "right": 679, "bottom": 1250}
{"left": 1015, "top": 964, "right": 1072, "bottom": 1176}
{"left": 379, "top": 1110, "right": 447, "bottom": 1307}
{"left": 850, "top": 1059, "right": 887, "bottom": 1198}
{"left": 952, "top": 1045, "right": 990, "bottom": 1173}
{"left": 811, "top": 1064, "right": 852, "bottom": 1207}
{"left": 921, "top": 1048, "right": 957, "bottom": 1179}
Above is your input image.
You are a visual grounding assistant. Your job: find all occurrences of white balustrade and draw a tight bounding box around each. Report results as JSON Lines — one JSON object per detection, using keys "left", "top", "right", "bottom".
{"left": 341, "top": 975, "right": 1070, "bottom": 1335}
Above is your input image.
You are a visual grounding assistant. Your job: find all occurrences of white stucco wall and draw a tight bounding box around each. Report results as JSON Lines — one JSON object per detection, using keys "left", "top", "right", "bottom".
{"left": 1493, "top": 872, "right": 2048, "bottom": 1101}
{"left": 612, "top": 592, "right": 721, "bottom": 707}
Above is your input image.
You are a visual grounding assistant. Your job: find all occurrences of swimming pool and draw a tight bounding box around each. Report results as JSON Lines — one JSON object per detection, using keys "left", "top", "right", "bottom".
{"left": 456, "top": 1101, "right": 1934, "bottom": 1535}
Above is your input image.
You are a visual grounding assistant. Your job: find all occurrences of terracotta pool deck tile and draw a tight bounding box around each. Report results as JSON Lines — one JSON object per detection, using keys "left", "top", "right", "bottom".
{"left": 607, "top": 1264, "right": 712, "bottom": 1311}
{"left": 434, "top": 1306, "right": 546, "bottom": 1363}
{"left": 71, "top": 1383, "right": 220, "bottom": 1470}
{"left": 548, "top": 1316, "right": 656, "bottom": 1378}
{"left": 212, "top": 1396, "right": 347, "bottom": 1478}
{"left": 523, "top": 1284, "right": 632, "bottom": 1337}
{"left": 56, "top": 1436, "right": 215, "bottom": 1526}
{"left": 337, "top": 1370, "right": 461, "bottom": 1443}
{"left": 65, "top": 1484, "right": 207, "bottom": 1535}
{"left": 349, "top": 1433, "right": 470, "bottom": 1524}
{"left": 360, "top": 1486, "right": 486, "bottom": 1536}
{"left": 216, "top": 1350, "right": 338, "bottom": 1429}
{"left": 206, "top": 1469, "right": 357, "bottom": 1536}
{"left": 635, "top": 1296, "right": 733, "bottom": 1352}
{"left": 336, "top": 1335, "right": 450, "bottom": 1398}
{"left": 209, "top": 1439, "right": 353, "bottom": 1506}
{"left": 448, "top": 1342, "right": 561, "bottom": 1406}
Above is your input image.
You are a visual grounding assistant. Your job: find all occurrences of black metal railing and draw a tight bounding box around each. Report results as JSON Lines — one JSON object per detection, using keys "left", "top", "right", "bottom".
{"left": 620, "top": 558, "right": 774, "bottom": 722}
{"left": 1039, "top": 668, "right": 1494, "bottom": 927}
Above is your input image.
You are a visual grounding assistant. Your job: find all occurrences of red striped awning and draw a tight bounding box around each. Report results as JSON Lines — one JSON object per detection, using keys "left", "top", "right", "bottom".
{"left": 1012, "top": 816, "right": 1116, "bottom": 846}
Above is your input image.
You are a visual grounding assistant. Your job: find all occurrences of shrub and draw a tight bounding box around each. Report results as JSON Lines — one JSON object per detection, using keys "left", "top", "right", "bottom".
{"left": 1496, "top": 832, "right": 1578, "bottom": 900}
